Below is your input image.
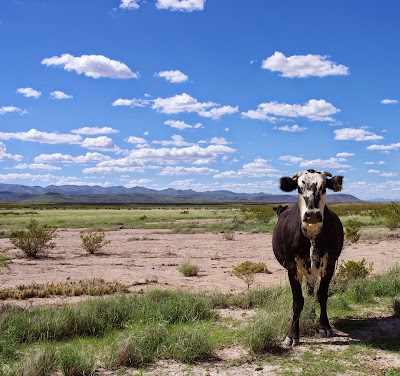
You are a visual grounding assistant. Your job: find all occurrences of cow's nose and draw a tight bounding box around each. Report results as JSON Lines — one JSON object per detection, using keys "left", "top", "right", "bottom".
{"left": 303, "top": 210, "right": 322, "bottom": 224}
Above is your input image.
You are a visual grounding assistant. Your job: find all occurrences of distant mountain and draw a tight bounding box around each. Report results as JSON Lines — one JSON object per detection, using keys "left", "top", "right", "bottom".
{"left": 0, "top": 183, "right": 362, "bottom": 204}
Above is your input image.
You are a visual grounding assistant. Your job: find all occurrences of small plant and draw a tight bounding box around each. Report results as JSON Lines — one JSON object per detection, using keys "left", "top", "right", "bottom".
{"left": 59, "top": 345, "right": 96, "bottom": 376}
{"left": 80, "top": 229, "right": 110, "bottom": 255}
{"left": 9, "top": 219, "right": 57, "bottom": 259}
{"left": 180, "top": 210, "right": 189, "bottom": 214}
{"left": 179, "top": 261, "right": 200, "bottom": 277}
{"left": 21, "top": 347, "right": 58, "bottom": 376}
{"left": 0, "top": 252, "right": 10, "bottom": 269}
{"left": 223, "top": 231, "right": 235, "bottom": 241}
{"left": 139, "top": 215, "right": 147, "bottom": 220}
{"left": 232, "top": 261, "right": 270, "bottom": 290}
{"left": 345, "top": 217, "right": 362, "bottom": 244}
{"left": 332, "top": 258, "right": 373, "bottom": 292}
{"left": 385, "top": 202, "right": 400, "bottom": 230}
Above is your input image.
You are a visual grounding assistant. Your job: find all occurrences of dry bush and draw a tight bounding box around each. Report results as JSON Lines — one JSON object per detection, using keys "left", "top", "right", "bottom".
{"left": 80, "top": 229, "right": 110, "bottom": 254}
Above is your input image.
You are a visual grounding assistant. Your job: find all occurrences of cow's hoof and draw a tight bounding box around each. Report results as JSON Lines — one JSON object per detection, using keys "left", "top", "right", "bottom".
{"left": 319, "top": 328, "right": 334, "bottom": 338}
{"left": 283, "top": 336, "right": 299, "bottom": 347}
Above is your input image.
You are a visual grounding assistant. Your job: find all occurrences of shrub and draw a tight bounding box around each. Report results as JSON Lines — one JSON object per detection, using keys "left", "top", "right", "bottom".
{"left": 393, "top": 298, "right": 400, "bottom": 317}
{"left": 223, "top": 231, "right": 235, "bottom": 241}
{"left": 345, "top": 217, "right": 362, "bottom": 244}
{"left": 20, "top": 347, "right": 58, "bottom": 376}
{"left": 80, "top": 229, "right": 110, "bottom": 255}
{"left": 332, "top": 259, "right": 373, "bottom": 292}
{"left": 233, "top": 261, "right": 270, "bottom": 291}
{"left": 0, "top": 253, "right": 10, "bottom": 269}
{"left": 178, "top": 261, "right": 199, "bottom": 277}
{"left": 9, "top": 219, "right": 57, "bottom": 259}
{"left": 385, "top": 202, "right": 400, "bottom": 229}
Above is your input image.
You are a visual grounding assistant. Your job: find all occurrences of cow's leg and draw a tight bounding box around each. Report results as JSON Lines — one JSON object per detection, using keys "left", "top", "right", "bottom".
{"left": 316, "top": 262, "right": 335, "bottom": 337}
{"left": 284, "top": 269, "right": 304, "bottom": 346}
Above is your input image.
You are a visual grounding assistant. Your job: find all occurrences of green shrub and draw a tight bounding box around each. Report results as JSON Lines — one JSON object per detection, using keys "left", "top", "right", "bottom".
{"left": 179, "top": 261, "right": 200, "bottom": 277}
{"left": 80, "top": 229, "right": 110, "bottom": 255}
{"left": 0, "top": 253, "right": 9, "bottom": 269}
{"left": 20, "top": 347, "right": 58, "bottom": 376}
{"left": 223, "top": 231, "right": 235, "bottom": 241}
{"left": 233, "top": 261, "right": 271, "bottom": 290}
{"left": 345, "top": 218, "right": 362, "bottom": 243}
{"left": 332, "top": 259, "right": 373, "bottom": 293}
{"left": 385, "top": 202, "right": 400, "bottom": 229}
{"left": 9, "top": 219, "right": 57, "bottom": 259}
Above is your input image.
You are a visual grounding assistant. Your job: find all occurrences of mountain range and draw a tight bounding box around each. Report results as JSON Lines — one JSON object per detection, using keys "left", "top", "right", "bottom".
{"left": 0, "top": 183, "right": 362, "bottom": 204}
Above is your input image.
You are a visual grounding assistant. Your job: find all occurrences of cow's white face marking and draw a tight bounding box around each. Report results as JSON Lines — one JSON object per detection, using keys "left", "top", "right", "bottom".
{"left": 296, "top": 170, "right": 328, "bottom": 238}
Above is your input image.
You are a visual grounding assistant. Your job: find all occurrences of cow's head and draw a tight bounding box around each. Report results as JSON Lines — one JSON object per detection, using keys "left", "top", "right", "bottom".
{"left": 279, "top": 169, "right": 343, "bottom": 237}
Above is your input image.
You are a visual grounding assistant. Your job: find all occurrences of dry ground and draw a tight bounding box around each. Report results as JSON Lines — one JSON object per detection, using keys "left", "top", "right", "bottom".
{"left": 1, "top": 227, "right": 400, "bottom": 375}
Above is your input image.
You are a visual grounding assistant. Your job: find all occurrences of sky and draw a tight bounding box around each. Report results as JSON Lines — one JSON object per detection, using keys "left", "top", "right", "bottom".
{"left": 0, "top": 0, "right": 399, "bottom": 200}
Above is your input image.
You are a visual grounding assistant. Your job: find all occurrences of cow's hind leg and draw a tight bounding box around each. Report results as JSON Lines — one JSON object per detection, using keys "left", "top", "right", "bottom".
{"left": 317, "top": 262, "right": 335, "bottom": 337}
{"left": 284, "top": 269, "right": 304, "bottom": 346}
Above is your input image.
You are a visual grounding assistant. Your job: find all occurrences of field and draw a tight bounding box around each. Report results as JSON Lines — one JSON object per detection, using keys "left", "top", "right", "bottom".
{"left": 0, "top": 203, "right": 399, "bottom": 375}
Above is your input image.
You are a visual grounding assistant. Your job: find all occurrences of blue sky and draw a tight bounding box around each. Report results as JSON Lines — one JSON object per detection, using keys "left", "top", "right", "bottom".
{"left": 0, "top": 0, "right": 399, "bottom": 200}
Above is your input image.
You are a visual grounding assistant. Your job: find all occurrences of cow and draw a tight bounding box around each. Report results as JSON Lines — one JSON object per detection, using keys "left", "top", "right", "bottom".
{"left": 273, "top": 205, "right": 289, "bottom": 217}
{"left": 272, "top": 169, "right": 344, "bottom": 346}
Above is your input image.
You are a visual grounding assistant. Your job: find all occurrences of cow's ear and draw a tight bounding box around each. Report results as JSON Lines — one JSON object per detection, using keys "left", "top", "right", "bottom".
{"left": 326, "top": 175, "right": 343, "bottom": 192}
{"left": 280, "top": 177, "right": 298, "bottom": 192}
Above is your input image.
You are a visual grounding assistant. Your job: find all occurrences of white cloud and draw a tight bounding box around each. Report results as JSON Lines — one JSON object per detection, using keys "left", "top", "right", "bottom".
{"left": 242, "top": 99, "right": 339, "bottom": 122}
{"left": 262, "top": 51, "right": 349, "bottom": 78}
{"left": 164, "top": 120, "right": 202, "bottom": 130}
{"left": 364, "top": 161, "right": 385, "bottom": 165}
{"left": 35, "top": 152, "right": 112, "bottom": 164}
{"left": 238, "top": 158, "right": 279, "bottom": 177}
{"left": 0, "top": 173, "right": 57, "bottom": 182}
{"left": 156, "top": 0, "right": 205, "bottom": 12}
{"left": 209, "top": 137, "right": 230, "bottom": 145}
{"left": 380, "top": 172, "right": 398, "bottom": 177}
{"left": 17, "top": 87, "right": 41, "bottom": 98}
{"left": 167, "top": 179, "right": 212, "bottom": 191}
{"left": 81, "top": 136, "right": 119, "bottom": 151}
{"left": 0, "top": 106, "right": 28, "bottom": 115}
{"left": 83, "top": 166, "right": 146, "bottom": 174}
{"left": 13, "top": 163, "right": 61, "bottom": 171}
{"left": 152, "top": 135, "right": 191, "bottom": 147}
{"left": 119, "top": 0, "right": 140, "bottom": 9}
{"left": 155, "top": 70, "right": 188, "bottom": 83}
{"left": 112, "top": 98, "right": 150, "bottom": 107}
{"left": 336, "top": 152, "right": 354, "bottom": 157}
{"left": 273, "top": 124, "right": 306, "bottom": 132}
{"left": 72, "top": 127, "right": 119, "bottom": 135}
{"left": 198, "top": 105, "right": 239, "bottom": 120}
{"left": 50, "top": 91, "right": 73, "bottom": 100}
{"left": 126, "top": 136, "right": 149, "bottom": 148}
{"left": 279, "top": 155, "right": 351, "bottom": 169}
{"left": 366, "top": 143, "right": 400, "bottom": 151}
{"left": 334, "top": 128, "right": 384, "bottom": 141}
{"left": 0, "top": 142, "right": 23, "bottom": 162}
{"left": 368, "top": 169, "right": 380, "bottom": 174}
{"left": 381, "top": 99, "right": 398, "bottom": 104}
{"left": 213, "top": 171, "right": 238, "bottom": 179}
{"left": 159, "top": 166, "right": 218, "bottom": 175}
{"left": 152, "top": 93, "right": 216, "bottom": 114}
{"left": 220, "top": 181, "right": 276, "bottom": 193}
{"left": 0, "top": 129, "right": 81, "bottom": 144}
{"left": 42, "top": 54, "right": 138, "bottom": 79}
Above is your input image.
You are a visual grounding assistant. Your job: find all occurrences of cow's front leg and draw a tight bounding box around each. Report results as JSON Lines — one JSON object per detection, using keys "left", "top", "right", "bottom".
{"left": 284, "top": 268, "right": 304, "bottom": 346}
{"left": 316, "top": 262, "right": 335, "bottom": 337}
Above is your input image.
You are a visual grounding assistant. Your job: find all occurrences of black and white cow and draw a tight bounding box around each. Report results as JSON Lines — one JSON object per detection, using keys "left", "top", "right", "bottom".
{"left": 273, "top": 205, "right": 289, "bottom": 217}
{"left": 272, "top": 169, "right": 344, "bottom": 346}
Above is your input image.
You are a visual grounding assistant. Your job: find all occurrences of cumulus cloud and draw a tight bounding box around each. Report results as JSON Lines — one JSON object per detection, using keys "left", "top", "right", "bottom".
{"left": 125, "top": 136, "right": 149, "bottom": 148}
{"left": 72, "top": 127, "right": 119, "bottom": 135}
{"left": 220, "top": 180, "right": 276, "bottom": 193}
{"left": 0, "top": 106, "right": 28, "bottom": 115}
{"left": 262, "top": 51, "right": 349, "bottom": 78}
{"left": 242, "top": 99, "right": 339, "bottom": 122}
{"left": 238, "top": 158, "right": 279, "bottom": 177}
{"left": 273, "top": 124, "right": 306, "bottom": 132}
{"left": 81, "top": 136, "right": 119, "bottom": 151}
{"left": 42, "top": 54, "right": 138, "bottom": 79}
{"left": 364, "top": 161, "right": 385, "bottom": 165}
{"left": 112, "top": 98, "right": 150, "bottom": 107}
{"left": 209, "top": 137, "right": 230, "bottom": 145}
{"left": 366, "top": 143, "right": 400, "bottom": 151}
{"left": 155, "top": 70, "right": 188, "bottom": 83}
{"left": 152, "top": 93, "right": 216, "bottom": 114}
{"left": 50, "top": 91, "right": 73, "bottom": 100}
{"left": 156, "top": 0, "right": 205, "bottom": 12}
{"left": 35, "top": 152, "right": 112, "bottom": 164}
{"left": 279, "top": 155, "right": 351, "bottom": 169}
{"left": 0, "top": 129, "right": 81, "bottom": 144}
{"left": 336, "top": 152, "right": 354, "bottom": 157}
{"left": 198, "top": 105, "right": 239, "bottom": 120}
{"left": 119, "top": 0, "right": 140, "bottom": 9}
{"left": 164, "top": 120, "right": 202, "bottom": 130}
{"left": 381, "top": 99, "right": 398, "bottom": 104}
{"left": 0, "top": 142, "right": 23, "bottom": 162}
{"left": 213, "top": 170, "right": 239, "bottom": 179}
{"left": 13, "top": 163, "right": 61, "bottom": 171}
{"left": 159, "top": 166, "right": 218, "bottom": 175}
{"left": 17, "top": 87, "right": 41, "bottom": 98}
{"left": 0, "top": 173, "right": 57, "bottom": 182}
{"left": 334, "top": 128, "right": 384, "bottom": 141}
{"left": 152, "top": 135, "right": 192, "bottom": 147}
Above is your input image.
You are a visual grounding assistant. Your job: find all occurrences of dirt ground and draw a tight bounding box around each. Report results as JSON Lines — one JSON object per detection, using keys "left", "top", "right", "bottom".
{"left": 1, "top": 227, "right": 400, "bottom": 375}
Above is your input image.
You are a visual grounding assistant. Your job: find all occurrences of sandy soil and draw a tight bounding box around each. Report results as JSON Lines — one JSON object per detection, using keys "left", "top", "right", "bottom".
{"left": 1, "top": 227, "right": 399, "bottom": 375}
